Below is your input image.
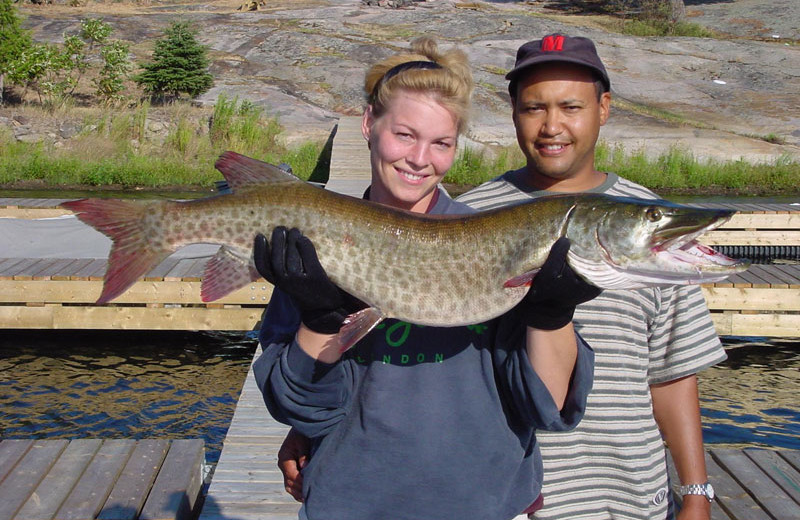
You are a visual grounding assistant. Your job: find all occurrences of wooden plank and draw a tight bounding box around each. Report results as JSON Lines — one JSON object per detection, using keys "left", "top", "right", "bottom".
{"left": 71, "top": 258, "right": 108, "bottom": 279}
{"left": 0, "top": 440, "right": 67, "bottom": 520}
{"left": 139, "top": 439, "right": 204, "bottom": 520}
{"left": 97, "top": 440, "right": 171, "bottom": 520}
{"left": 720, "top": 213, "right": 800, "bottom": 229}
{"left": 0, "top": 440, "right": 33, "bottom": 484}
{"left": 708, "top": 312, "right": 800, "bottom": 338}
{"left": 712, "top": 448, "right": 800, "bottom": 520}
{"left": 702, "top": 230, "right": 800, "bottom": 246}
{"left": 0, "top": 280, "right": 271, "bottom": 305}
{"left": 706, "top": 450, "right": 772, "bottom": 520}
{"left": 746, "top": 265, "right": 794, "bottom": 287}
{"left": 164, "top": 259, "right": 203, "bottom": 281}
{"left": 197, "top": 502, "right": 302, "bottom": 520}
{"left": 744, "top": 449, "right": 800, "bottom": 507}
{"left": 0, "top": 305, "right": 263, "bottom": 330}
{"left": 55, "top": 439, "right": 136, "bottom": 520}
{"left": 1, "top": 259, "right": 38, "bottom": 279}
{"left": 12, "top": 259, "right": 63, "bottom": 279}
{"left": 780, "top": 450, "right": 800, "bottom": 473}
{"left": 0, "top": 258, "right": 28, "bottom": 277}
{"left": 701, "top": 287, "right": 800, "bottom": 311}
{"left": 144, "top": 258, "right": 181, "bottom": 281}
{"left": 771, "top": 264, "right": 800, "bottom": 288}
{"left": 14, "top": 440, "right": 103, "bottom": 520}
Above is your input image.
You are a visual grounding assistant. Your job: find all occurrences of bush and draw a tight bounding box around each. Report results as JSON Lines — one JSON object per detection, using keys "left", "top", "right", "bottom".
{"left": 135, "top": 21, "right": 213, "bottom": 100}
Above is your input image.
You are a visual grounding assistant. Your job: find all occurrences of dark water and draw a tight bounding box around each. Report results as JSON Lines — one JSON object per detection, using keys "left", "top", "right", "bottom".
{"left": 699, "top": 337, "right": 800, "bottom": 450}
{"left": 0, "top": 330, "right": 257, "bottom": 465}
{"left": 1, "top": 331, "right": 798, "bottom": 466}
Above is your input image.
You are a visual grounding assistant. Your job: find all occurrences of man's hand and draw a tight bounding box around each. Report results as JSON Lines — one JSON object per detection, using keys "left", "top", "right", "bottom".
{"left": 277, "top": 429, "right": 311, "bottom": 502}
{"left": 254, "top": 227, "right": 359, "bottom": 334}
{"left": 518, "top": 237, "right": 602, "bottom": 330}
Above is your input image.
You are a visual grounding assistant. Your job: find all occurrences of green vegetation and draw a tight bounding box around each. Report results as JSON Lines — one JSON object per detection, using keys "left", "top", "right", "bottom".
{"left": 595, "top": 144, "right": 800, "bottom": 194}
{"left": 135, "top": 21, "right": 213, "bottom": 100}
{"left": 444, "top": 142, "right": 800, "bottom": 196}
{"left": 0, "top": 0, "right": 33, "bottom": 105}
{"left": 0, "top": 96, "right": 323, "bottom": 188}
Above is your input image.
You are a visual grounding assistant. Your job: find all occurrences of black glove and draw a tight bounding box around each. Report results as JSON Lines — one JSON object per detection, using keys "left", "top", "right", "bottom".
{"left": 518, "top": 237, "right": 602, "bottom": 330}
{"left": 254, "top": 227, "right": 364, "bottom": 334}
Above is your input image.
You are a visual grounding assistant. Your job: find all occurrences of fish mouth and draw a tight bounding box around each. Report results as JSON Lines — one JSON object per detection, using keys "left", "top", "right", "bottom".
{"left": 651, "top": 209, "right": 750, "bottom": 272}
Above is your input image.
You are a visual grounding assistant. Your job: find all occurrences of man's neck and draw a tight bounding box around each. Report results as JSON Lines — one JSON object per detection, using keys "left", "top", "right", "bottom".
{"left": 525, "top": 168, "right": 607, "bottom": 193}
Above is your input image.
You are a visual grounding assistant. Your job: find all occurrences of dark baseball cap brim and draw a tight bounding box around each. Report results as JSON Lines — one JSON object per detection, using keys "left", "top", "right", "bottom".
{"left": 506, "top": 55, "right": 611, "bottom": 92}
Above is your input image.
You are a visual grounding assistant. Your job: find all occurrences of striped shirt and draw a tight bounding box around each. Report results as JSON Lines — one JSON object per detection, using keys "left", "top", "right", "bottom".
{"left": 457, "top": 169, "right": 727, "bottom": 520}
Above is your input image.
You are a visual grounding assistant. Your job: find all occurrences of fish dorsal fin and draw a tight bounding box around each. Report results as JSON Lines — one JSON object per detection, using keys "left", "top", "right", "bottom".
{"left": 214, "top": 151, "right": 300, "bottom": 191}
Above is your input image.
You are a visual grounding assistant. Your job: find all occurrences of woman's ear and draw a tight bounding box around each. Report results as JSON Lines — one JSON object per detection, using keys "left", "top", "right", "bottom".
{"left": 362, "top": 105, "right": 375, "bottom": 142}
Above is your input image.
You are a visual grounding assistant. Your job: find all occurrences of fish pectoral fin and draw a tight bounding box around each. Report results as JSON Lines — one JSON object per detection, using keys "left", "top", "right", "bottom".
{"left": 503, "top": 269, "right": 540, "bottom": 288}
{"left": 201, "top": 246, "right": 260, "bottom": 302}
{"left": 336, "top": 307, "right": 386, "bottom": 353}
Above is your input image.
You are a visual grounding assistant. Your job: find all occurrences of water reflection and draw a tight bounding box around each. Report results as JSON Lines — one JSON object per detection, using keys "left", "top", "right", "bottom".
{"left": 0, "top": 330, "right": 257, "bottom": 464}
{"left": 1, "top": 331, "right": 797, "bottom": 465}
{"left": 699, "top": 337, "right": 800, "bottom": 449}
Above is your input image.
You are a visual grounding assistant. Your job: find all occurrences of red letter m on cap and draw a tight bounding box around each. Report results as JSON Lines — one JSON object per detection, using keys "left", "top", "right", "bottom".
{"left": 541, "top": 35, "right": 565, "bottom": 52}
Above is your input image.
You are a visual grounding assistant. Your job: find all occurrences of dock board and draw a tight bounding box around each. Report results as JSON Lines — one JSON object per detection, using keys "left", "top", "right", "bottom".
{"left": 197, "top": 348, "right": 296, "bottom": 520}
{"left": 0, "top": 438, "right": 204, "bottom": 520}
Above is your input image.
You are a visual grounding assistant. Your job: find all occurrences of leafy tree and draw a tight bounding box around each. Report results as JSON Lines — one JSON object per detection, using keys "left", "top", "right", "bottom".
{"left": 0, "top": 0, "right": 33, "bottom": 104}
{"left": 135, "top": 21, "right": 213, "bottom": 100}
{"left": 95, "top": 40, "right": 133, "bottom": 105}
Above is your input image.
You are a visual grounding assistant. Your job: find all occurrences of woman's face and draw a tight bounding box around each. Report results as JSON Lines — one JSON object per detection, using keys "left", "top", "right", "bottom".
{"left": 362, "top": 90, "right": 459, "bottom": 213}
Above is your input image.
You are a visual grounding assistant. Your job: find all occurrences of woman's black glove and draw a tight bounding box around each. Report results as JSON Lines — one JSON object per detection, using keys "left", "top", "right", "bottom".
{"left": 518, "top": 237, "right": 602, "bottom": 330}
{"left": 254, "top": 227, "right": 364, "bottom": 334}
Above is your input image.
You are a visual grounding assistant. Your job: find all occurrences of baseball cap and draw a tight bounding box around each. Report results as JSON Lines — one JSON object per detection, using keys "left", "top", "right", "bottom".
{"left": 506, "top": 34, "right": 610, "bottom": 93}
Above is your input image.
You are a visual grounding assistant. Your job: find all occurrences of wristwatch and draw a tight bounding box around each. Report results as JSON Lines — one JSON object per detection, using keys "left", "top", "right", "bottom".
{"left": 680, "top": 482, "right": 715, "bottom": 502}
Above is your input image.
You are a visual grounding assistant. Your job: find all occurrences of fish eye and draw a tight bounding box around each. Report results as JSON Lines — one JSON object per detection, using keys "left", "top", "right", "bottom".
{"left": 645, "top": 207, "right": 663, "bottom": 222}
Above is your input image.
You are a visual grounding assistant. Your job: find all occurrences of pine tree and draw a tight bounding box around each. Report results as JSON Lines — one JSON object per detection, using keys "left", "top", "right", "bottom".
{"left": 0, "top": 0, "right": 33, "bottom": 104}
{"left": 135, "top": 21, "right": 213, "bottom": 100}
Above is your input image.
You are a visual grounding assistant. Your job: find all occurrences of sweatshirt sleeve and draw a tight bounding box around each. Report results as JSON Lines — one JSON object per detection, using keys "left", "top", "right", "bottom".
{"left": 493, "top": 314, "right": 594, "bottom": 431}
{"left": 253, "top": 291, "right": 353, "bottom": 439}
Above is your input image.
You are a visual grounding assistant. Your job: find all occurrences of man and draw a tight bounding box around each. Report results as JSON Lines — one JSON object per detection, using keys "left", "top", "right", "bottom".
{"left": 455, "top": 34, "right": 724, "bottom": 519}
{"left": 275, "top": 34, "right": 723, "bottom": 519}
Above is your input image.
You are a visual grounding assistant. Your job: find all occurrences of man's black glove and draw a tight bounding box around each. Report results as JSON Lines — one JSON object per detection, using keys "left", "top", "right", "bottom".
{"left": 519, "top": 237, "right": 602, "bottom": 330}
{"left": 254, "top": 227, "right": 364, "bottom": 334}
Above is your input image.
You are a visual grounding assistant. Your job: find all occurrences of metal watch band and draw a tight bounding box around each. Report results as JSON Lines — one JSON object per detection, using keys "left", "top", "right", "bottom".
{"left": 679, "top": 482, "right": 715, "bottom": 502}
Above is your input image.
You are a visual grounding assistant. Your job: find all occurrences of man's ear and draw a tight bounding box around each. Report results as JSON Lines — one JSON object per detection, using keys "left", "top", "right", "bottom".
{"left": 599, "top": 92, "right": 611, "bottom": 126}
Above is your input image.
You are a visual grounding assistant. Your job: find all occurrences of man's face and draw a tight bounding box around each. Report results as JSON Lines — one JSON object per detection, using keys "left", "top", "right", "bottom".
{"left": 511, "top": 63, "right": 610, "bottom": 190}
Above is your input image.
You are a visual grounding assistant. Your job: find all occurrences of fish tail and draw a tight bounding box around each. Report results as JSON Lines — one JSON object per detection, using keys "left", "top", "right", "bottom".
{"left": 61, "top": 198, "right": 172, "bottom": 304}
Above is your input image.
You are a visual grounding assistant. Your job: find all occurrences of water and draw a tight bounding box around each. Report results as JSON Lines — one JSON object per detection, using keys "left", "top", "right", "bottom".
{"left": 1, "top": 331, "right": 798, "bottom": 465}
{"left": 0, "top": 330, "right": 257, "bottom": 465}
{"left": 699, "top": 337, "right": 800, "bottom": 450}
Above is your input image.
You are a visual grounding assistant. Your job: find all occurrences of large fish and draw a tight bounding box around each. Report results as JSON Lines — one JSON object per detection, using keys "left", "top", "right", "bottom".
{"left": 62, "top": 151, "right": 749, "bottom": 350}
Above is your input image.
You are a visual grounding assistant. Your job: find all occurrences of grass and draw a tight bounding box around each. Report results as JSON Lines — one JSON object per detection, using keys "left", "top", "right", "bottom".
{"left": 1, "top": 97, "right": 798, "bottom": 197}
{"left": 0, "top": 95, "right": 324, "bottom": 189}
{"left": 444, "top": 142, "right": 800, "bottom": 196}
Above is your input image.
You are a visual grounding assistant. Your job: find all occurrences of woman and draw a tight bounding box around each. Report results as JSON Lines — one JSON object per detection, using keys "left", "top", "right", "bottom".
{"left": 252, "top": 37, "right": 596, "bottom": 520}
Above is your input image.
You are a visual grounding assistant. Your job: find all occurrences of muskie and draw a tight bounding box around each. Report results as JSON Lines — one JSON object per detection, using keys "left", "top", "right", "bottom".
{"left": 62, "top": 151, "right": 749, "bottom": 350}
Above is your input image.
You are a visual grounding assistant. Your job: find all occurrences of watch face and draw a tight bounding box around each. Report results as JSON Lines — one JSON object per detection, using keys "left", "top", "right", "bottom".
{"left": 705, "top": 483, "right": 715, "bottom": 500}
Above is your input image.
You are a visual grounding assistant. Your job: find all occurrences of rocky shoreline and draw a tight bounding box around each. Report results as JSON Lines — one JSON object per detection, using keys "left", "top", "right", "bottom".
{"left": 6, "top": 0, "right": 800, "bottom": 167}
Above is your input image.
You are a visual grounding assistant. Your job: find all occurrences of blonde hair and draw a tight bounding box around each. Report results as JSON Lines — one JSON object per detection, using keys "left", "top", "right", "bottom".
{"left": 364, "top": 37, "right": 473, "bottom": 134}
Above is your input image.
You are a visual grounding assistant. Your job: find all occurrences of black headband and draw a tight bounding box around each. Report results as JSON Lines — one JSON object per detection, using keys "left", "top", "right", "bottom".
{"left": 369, "top": 60, "right": 443, "bottom": 103}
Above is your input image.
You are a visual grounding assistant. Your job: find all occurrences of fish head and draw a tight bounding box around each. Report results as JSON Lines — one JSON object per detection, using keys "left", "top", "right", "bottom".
{"left": 564, "top": 195, "right": 751, "bottom": 289}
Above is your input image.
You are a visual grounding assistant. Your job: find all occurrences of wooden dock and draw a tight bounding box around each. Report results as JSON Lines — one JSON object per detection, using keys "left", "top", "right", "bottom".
{"left": 197, "top": 348, "right": 800, "bottom": 520}
{"left": 0, "top": 438, "right": 204, "bottom": 520}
